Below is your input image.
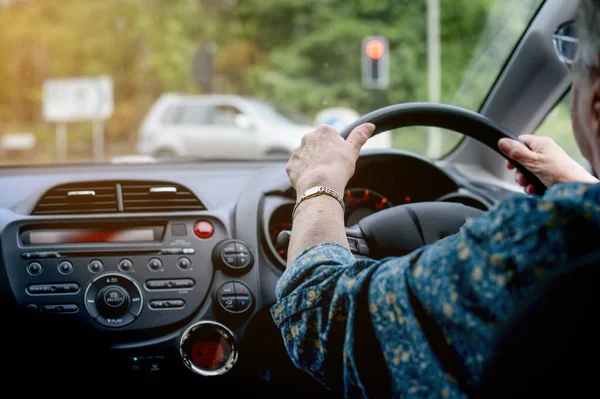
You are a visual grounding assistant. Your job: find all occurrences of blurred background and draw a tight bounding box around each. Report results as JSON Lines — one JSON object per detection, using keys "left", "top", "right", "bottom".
{"left": 0, "top": 0, "right": 579, "bottom": 166}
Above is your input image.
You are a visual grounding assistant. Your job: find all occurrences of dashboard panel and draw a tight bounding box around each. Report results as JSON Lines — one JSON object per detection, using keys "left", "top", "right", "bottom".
{"left": 0, "top": 151, "right": 516, "bottom": 391}
{"left": 262, "top": 151, "right": 493, "bottom": 267}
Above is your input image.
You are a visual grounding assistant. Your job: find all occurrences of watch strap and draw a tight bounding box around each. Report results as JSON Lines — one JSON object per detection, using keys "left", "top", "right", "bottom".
{"left": 292, "top": 186, "right": 345, "bottom": 219}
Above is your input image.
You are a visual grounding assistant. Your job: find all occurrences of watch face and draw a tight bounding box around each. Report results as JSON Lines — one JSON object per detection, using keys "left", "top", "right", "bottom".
{"left": 304, "top": 186, "right": 321, "bottom": 196}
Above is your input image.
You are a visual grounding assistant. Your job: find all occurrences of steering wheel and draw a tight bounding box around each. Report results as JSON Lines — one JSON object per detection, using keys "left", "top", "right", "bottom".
{"left": 333, "top": 103, "right": 545, "bottom": 259}
{"left": 277, "top": 103, "right": 545, "bottom": 259}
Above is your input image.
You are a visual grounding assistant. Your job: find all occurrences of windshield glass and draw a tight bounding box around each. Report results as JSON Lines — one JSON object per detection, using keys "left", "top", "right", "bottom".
{"left": 245, "top": 99, "right": 297, "bottom": 125}
{"left": 0, "top": 0, "right": 544, "bottom": 165}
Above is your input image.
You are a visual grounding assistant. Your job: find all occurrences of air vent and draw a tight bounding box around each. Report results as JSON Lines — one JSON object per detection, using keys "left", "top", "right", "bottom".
{"left": 32, "top": 182, "right": 119, "bottom": 215}
{"left": 121, "top": 181, "right": 205, "bottom": 213}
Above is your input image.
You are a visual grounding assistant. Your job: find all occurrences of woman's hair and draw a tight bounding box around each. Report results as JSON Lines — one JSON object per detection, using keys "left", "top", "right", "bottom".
{"left": 576, "top": 0, "right": 600, "bottom": 76}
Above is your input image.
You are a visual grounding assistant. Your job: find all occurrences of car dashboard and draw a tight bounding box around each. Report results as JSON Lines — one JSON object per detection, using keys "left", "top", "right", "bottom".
{"left": 0, "top": 149, "right": 517, "bottom": 392}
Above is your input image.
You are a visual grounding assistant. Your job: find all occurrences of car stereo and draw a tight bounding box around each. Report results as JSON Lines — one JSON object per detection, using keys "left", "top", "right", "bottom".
{"left": 1, "top": 216, "right": 256, "bottom": 331}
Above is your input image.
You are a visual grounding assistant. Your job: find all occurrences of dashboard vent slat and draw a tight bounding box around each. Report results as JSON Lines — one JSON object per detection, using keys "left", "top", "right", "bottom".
{"left": 121, "top": 181, "right": 205, "bottom": 213}
{"left": 32, "top": 182, "right": 119, "bottom": 215}
{"left": 32, "top": 180, "right": 205, "bottom": 215}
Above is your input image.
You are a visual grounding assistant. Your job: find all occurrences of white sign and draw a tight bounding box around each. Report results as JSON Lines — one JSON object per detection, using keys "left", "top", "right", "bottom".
{"left": 1, "top": 133, "right": 36, "bottom": 151}
{"left": 43, "top": 76, "right": 113, "bottom": 122}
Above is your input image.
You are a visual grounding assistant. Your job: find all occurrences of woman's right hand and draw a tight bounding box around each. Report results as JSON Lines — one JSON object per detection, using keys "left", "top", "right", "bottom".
{"left": 498, "top": 134, "right": 598, "bottom": 194}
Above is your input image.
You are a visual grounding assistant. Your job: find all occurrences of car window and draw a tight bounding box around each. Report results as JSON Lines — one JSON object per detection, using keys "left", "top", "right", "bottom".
{"left": 211, "top": 106, "right": 242, "bottom": 126}
{"left": 180, "top": 106, "right": 210, "bottom": 125}
{"left": 534, "top": 91, "right": 587, "bottom": 166}
{"left": 160, "top": 106, "right": 181, "bottom": 124}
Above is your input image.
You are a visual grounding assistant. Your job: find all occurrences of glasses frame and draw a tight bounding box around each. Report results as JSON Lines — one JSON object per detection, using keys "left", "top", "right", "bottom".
{"left": 553, "top": 20, "right": 580, "bottom": 66}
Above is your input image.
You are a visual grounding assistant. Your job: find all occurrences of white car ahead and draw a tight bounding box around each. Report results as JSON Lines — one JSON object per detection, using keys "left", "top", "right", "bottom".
{"left": 137, "top": 94, "right": 391, "bottom": 160}
{"left": 137, "top": 94, "right": 317, "bottom": 159}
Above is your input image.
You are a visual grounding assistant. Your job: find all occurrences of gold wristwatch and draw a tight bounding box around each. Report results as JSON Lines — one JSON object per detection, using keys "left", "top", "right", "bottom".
{"left": 292, "top": 186, "right": 345, "bottom": 219}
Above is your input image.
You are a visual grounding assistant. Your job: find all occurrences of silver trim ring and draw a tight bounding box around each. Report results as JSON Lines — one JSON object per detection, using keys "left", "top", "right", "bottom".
{"left": 179, "top": 320, "right": 238, "bottom": 377}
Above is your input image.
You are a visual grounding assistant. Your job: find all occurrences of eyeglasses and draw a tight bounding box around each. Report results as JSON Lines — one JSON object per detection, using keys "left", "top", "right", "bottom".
{"left": 553, "top": 20, "right": 580, "bottom": 66}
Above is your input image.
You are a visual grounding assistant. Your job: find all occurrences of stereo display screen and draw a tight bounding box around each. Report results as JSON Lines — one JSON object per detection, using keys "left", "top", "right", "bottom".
{"left": 25, "top": 227, "right": 160, "bottom": 244}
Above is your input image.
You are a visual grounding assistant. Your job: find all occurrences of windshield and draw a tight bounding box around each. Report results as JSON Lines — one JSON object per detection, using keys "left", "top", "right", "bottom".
{"left": 0, "top": 0, "right": 544, "bottom": 165}
{"left": 245, "top": 99, "right": 298, "bottom": 126}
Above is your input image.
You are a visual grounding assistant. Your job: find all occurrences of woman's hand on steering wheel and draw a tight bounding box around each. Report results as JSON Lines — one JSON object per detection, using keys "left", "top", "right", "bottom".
{"left": 498, "top": 134, "right": 598, "bottom": 195}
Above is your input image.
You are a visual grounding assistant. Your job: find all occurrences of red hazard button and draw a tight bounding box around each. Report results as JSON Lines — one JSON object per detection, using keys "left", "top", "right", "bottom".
{"left": 194, "top": 221, "right": 214, "bottom": 239}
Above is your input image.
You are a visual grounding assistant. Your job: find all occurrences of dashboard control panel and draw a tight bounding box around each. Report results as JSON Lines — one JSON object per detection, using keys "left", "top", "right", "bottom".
{"left": 1, "top": 217, "right": 257, "bottom": 332}
{"left": 84, "top": 273, "right": 143, "bottom": 327}
{"left": 213, "top": 240, "right": 254, "bottom": 274}
{"left": 216, "top": 281, "right": 253, "bottom": 314}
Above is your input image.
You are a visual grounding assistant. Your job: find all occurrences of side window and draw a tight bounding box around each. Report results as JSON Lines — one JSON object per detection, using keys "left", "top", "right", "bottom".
{"left": 535, "top": 91, "right": 587, "bottom": 166}
{"left": 180, "top": 106, "right": 210, "bottom": 125}
{"left": 160, "top": 106, "right": 182, "bottom": 124}
{"left": 211, "top": 105, "right": 242, "bottom": 126}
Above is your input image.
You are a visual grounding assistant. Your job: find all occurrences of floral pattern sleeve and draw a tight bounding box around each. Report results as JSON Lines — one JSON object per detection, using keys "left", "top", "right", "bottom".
{"left": 271, "top": 183, "right": 600, "bottom": 398}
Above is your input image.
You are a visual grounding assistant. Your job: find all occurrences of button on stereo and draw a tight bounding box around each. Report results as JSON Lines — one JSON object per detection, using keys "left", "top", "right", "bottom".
{"left": 103, "top": 287, "right": 127, "bottom": 308}
{"left": 159, "top": 248, "right": 195, "bottom": 255}
{"left": 217, "top": 281, "right": 252, "bottom": 314}
{"left": 27, "top": 262, "right": 43, "bottom": 276}
{"left": 118, "top": 259, "right": 133, "bottom": 272}
{"left": 145, "top": 278, "right": 195, "bottom": 290}
{"left": 58, "top": 261, "right": 74, "bottom": 275}
{"left": 148, "top": 258, "right": 162, "bottom": 271}
{"left": 88, "top": 260, "right": 104, "bottom": 273}
{"left": 21, "top": 252, "right": 60, "bottom": 259}
{"left": 214, "top": 240, "right": 254, "bottom": 275}
{"left": 84, "top": 273, "right": 143, "bottom": 328}
{"left": 27, "top": 283, "right": 79, "bottom": 295}
{"left": 42, "top": 304, "right": 79, "bottom": 314}
{"left": 177, "top": 257, "right": 191, "bottom": 270}
{"left": 149, "top": 299, "right": 185, "bottom": 310}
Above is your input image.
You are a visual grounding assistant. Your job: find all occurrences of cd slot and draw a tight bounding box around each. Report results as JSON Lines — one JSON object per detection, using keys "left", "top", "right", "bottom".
{"left": 21, "top": 247, "right": 195, "bottom": 259}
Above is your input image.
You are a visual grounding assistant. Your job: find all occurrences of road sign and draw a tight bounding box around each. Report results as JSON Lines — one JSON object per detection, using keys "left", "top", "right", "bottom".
{"left": 43, "top": 76, "right": 113, "bottom": 161}
{"left": 43, "top": 76, "right": 113, "bottom": 122}
{"left": 361, "top": 36, "right": 390, "bottom": 90}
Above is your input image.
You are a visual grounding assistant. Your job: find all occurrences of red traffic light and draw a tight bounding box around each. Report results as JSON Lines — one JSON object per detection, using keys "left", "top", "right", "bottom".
{"left": 365, "top": 39, "right": 385, "bottom": 60}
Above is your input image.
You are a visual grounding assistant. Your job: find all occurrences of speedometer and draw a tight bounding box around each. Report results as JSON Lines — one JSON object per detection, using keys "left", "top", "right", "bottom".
{"left": 344, "top": 188, "right": 393, "bottom": 226}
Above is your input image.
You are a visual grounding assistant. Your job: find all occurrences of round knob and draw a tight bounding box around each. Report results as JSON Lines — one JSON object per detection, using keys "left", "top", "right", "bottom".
{"left": 177, "top": 257, "right": 191, "bottom": 270}
{"left": 88, "top": 260, "right": 103, "bottom": 273}
{"left": 96, "top": 286, "right": 130, "bottom": 319}
{"left": 213, "top": 240, "right": 254, "bottom": 275}
{"left": 84, "top": 273, "right": 143, "bottom": 328}
{"left": 216, "top": 281, "right": 253, "bottom": 314}
{"left": 58, "top": 261, "right": 73, "bottom": 275}
{"left": 148, "top": 258, "right": 162, "bottom": 271}
{"left": 27, "top": 262, "right": 43, "bottom": 276}
{"left": 118, "top": 259, "right": 133, "bottom": 272}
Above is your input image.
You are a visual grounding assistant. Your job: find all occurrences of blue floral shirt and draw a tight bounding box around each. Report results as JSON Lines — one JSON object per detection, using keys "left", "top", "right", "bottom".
{"left": 270, "top": 182, "right": 600, "bottom": 398}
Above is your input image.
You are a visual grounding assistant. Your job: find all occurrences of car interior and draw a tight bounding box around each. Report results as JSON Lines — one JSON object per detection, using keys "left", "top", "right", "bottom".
{"left": 0, "top": 0, "right": 590, "bottom": 396}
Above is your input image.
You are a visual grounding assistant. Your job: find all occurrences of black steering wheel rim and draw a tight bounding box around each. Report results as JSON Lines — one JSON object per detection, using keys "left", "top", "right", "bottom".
{"left": 339, "top": 102, "right": 546, "bottom": 194}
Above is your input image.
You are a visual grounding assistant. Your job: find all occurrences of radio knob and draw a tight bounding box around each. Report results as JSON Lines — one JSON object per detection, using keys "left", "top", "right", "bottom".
{"left": 88, "top": 260, "right": 104, "bottom": 273}
{"left": 96, "top": 286, "right": 130, "bottom": 319}
{"left": 177, "top": 257, "right": 191, "bottom": 270}
{"left": 58, "top": 261, "right": 74, "bottom": 275}
{"left": 213, "top": 240, "right": 254, "bottom": 275}
{"left": 148, "top": 258, "right": 162, "bottom": 271}
{"left": 27, "top": 262, "right": 43, "bottom": 276}
{"left": 84, "top": 273, "right": 143, "bottom": 328}
{"left": 118, "top": 259, "right": 133, "bottom": 272}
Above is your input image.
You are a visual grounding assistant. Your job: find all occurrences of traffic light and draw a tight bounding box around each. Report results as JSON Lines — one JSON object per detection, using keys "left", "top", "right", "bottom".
{"left": 361, "top": 36, "right": 389, "bottom": 90}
